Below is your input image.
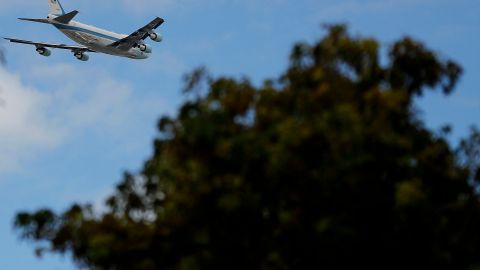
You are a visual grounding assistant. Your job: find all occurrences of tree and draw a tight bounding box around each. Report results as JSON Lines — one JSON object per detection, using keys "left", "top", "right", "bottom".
{"left": 15, "top": 25, "right": 480, "bottom": 269}
{"left": 0, "top": 47, "right": 5, "bottom": 65}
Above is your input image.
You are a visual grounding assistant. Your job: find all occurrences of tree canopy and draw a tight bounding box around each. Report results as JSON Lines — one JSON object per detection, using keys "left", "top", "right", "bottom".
{"left": 0, "top": 47, "right": 5, "bottom": 65}
{"left": 14, "top": 25, "right": 480, "bottom": 269}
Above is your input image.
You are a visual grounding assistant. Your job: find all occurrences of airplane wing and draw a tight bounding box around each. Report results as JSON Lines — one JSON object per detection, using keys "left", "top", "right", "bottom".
{"left": 3, "top": 37, "right": 95, "bottom": 52}
{"left": 109, "top": 17, "right": 164, "bottom": 51}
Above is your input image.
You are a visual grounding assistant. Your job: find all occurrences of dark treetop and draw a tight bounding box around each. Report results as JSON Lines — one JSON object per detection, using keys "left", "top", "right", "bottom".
{"left": 14, "top": 25, "right": 480, "bottom": 270}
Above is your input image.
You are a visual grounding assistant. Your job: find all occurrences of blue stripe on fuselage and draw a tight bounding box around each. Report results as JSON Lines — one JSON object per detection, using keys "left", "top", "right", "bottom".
{"left": 53, "top": 23, "right": 121, "bottom": 41}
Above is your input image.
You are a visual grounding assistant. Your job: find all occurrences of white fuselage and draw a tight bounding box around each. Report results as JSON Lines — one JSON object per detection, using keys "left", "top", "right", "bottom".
{"left": 48, "top": 15, "right": 151, "bottom": 59}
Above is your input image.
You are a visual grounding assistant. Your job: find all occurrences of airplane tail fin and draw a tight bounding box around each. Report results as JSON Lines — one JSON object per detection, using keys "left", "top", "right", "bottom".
{"left": 48, "top": 0, "right": 65, "bottom": 16}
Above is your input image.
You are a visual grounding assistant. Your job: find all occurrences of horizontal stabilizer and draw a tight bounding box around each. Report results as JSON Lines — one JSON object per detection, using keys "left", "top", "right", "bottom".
{"left": 18, "top": 18, "right": 51, "bottom": 24}
{"left": 53, "top": 10, "right": 79, "bottom": 24}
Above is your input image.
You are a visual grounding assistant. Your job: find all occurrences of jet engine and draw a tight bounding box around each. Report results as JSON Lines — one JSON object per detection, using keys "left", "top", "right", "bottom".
{"left": 74, "top": 52, "right": 89, "bottom": 61}
{"left": 149, "top": 32, "right": 162, "bottom": 42}
{"left": 139, "top": 44, "right": 152, "bottom": 53}
{"left": 36, "top": 47, "right": 51, "bottom": 57}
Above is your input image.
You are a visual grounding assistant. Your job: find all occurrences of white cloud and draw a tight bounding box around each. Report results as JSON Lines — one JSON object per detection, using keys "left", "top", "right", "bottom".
{"left": 0, "top": 68, "right": 62, "bottom": 171}
{"left": 0, "top": 63, "right": 165, "bottom": 173}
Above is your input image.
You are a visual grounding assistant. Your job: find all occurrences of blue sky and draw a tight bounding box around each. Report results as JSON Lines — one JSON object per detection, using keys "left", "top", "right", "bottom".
{"left": 0, "top": 0, "right": 478, "bottom": 269}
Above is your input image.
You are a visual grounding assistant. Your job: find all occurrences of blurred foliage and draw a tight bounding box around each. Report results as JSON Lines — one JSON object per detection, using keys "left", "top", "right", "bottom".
{"left": 0, "top": 46, "right": 5, "bottom": 65}
{"left": 14, "top": 25, "right": 480, "bottom": 269}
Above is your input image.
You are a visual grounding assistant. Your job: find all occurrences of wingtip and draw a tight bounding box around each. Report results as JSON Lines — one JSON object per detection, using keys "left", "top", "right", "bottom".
{"left": 1, "top": 38, "right": 11, "bottom": 44}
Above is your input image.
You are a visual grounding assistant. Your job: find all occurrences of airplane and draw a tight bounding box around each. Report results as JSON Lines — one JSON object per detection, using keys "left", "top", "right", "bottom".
{"left": 3, "top": 0, "right": 165, "bottom": 61}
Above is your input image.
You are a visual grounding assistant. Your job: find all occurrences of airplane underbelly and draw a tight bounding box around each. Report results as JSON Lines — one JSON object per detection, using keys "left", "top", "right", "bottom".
{"left": 59, "top": 29, "right": 148, "bottom": 59}
{"left": 61, "top": 29, "right": 113, "bottom": 47}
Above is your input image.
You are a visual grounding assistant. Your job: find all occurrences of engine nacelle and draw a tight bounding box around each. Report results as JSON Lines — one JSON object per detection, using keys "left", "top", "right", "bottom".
{"left": 139, "top": 44, "right": 153, "bottom": 53}
{"left": 36, "top": 47, "right": 51, "bottom": 57}
{"left": 149, "top": 32, "right": 162, "bottom": 42}
{"left": 75, "top": 52, "right": 89, "bottom": 61}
